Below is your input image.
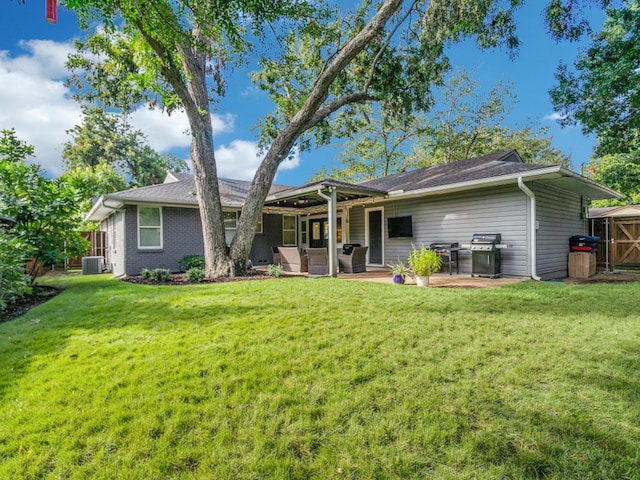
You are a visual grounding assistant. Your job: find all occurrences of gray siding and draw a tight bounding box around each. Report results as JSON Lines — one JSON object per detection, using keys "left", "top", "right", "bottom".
{"left": 533, "top": 182, "right": 588, "bottom": 280}
{"left": 348, "top": 185, "right": 529, "bottom": 276}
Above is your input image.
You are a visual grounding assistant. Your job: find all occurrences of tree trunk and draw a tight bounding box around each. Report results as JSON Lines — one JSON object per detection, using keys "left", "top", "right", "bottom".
{"left": 229, "top": 0, "right": 403, "bottom": 275}
{"left": 177, "top": 41, "right": 232, "bottom": 278}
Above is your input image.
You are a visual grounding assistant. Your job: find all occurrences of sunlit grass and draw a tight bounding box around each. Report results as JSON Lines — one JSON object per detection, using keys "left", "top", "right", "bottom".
{"left": 1, "top": 274, "right": 638, "bottom": 479}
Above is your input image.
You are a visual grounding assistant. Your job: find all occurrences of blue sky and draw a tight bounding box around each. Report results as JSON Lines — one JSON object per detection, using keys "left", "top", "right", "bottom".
{"left": 0, "top": 1, "right": 603, "bottom": 185}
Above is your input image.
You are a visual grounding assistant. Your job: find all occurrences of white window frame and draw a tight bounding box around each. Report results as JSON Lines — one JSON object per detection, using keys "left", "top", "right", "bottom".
{"left": 224, "top": 210, "right": 238, "bottom": 246}
{"left": 255, "top": 213, "right": 263, "bottom": 234}
{"left": 138, "top": 206, "right": 163, "bottom": 250}
{"left": 282, "top": 214, "right": 298, "bottom": 246}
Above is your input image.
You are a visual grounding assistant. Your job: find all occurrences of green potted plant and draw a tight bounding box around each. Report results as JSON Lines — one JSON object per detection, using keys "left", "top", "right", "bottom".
{"left": 407, "top": 244, "right": 442, "bottom": 286}
{"left": 387, "top": 260, "right": 411, "bottom": 284}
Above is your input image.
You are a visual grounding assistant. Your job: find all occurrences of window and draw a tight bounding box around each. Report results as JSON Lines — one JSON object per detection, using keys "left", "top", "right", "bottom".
{"left": 138, "top": 206, "right": 162, "bottom": 249}
{"left": 282, "top": 215, "right": 297, "bottom": 246}
{"left": 223, "top": 211, "right": 238, "bottom": 245}
{"left": 255, "top": 213, "right": 263, "bottom": 234}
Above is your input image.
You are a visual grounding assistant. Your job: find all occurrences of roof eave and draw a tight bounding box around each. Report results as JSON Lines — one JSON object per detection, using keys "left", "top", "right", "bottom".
{"left": 385, "top": 166, "right": 621, "bottom": 201}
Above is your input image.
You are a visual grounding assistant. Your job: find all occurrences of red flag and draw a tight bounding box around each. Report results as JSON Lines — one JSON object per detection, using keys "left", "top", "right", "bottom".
{"left": 46, "top": 0, "right": 57, "bottom": 24}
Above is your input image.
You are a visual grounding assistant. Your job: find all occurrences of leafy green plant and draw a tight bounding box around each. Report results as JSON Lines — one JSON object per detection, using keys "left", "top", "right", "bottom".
{"left": 178, "top": 254, "right": 205, "bottom": 272}
{"left": 140, "top": 268, "right": 171, "bottom": 283}
{"left": 0, "top": 232, "right": 32, "bottom": 312}
{"left": 266, "top": 263, "right": 283, "bottom": 278}
{"left": 387, "top": 260, "right": 411, "bottom": 277}
{"left": 185, "top": 267, "right": 205, "bottom": 283}
{"left": 407, "top": 244, "right": 442, "bottom": 277}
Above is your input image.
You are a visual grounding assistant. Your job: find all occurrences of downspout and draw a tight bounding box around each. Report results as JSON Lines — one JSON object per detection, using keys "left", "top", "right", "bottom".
{"left": 517, "top": 177, "right": 542, "bottom": 281}
{"left": 317, "top": 187, "right": 338, "bottom": 277}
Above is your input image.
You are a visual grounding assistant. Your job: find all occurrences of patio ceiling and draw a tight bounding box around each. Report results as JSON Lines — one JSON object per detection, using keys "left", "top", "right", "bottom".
{"left": 263, "top": 179, "right": 387, "bottom": 211}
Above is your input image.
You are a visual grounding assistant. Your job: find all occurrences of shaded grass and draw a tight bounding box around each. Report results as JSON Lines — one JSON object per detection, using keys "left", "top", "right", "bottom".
{"left": 1, "top": 274, "right": 639, "bottom": 479}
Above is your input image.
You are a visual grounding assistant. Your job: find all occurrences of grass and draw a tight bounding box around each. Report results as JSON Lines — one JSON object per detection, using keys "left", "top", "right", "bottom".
{"left": 1, "top": 274, "right": 639, "bottom": 479}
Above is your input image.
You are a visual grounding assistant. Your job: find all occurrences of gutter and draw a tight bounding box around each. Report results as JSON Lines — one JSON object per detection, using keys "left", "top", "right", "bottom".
{"left": 518, "top": 177, "right": 542, "bottom": 281}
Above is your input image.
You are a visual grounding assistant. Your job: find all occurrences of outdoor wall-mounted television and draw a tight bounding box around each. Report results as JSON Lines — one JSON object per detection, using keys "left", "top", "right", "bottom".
{"left": 388, "top": 216, "right": 413, "bottom": 238}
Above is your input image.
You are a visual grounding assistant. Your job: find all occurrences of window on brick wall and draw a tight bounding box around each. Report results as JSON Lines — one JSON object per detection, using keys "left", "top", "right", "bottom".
{"left": 138, "top": 206, "right": 162, "bottom": 249}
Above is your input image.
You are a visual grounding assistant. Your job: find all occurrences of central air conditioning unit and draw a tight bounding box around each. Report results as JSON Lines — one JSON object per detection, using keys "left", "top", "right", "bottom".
{"left": 82, "top": 256, "right": 104, "bottom": 275}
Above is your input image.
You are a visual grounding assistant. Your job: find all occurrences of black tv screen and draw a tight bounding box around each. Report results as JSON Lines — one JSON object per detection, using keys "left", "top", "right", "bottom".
{"left": 388, "top": 216, "right": 413, "bottom": 238}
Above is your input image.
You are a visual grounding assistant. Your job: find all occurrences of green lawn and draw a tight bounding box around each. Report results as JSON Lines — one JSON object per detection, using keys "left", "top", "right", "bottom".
{"left": 1, "top": 274, "right": 639, "bottom": 479}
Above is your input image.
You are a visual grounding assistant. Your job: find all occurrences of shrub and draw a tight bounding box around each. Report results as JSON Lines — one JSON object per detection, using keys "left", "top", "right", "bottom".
{"left": 140, "top": 268, "right": 171, "bottom": 283}
{"left": 178, "top": 255, "right": 204, "bottom": 272}
{"left": 0, "top": 232, "right": 32, "bottom": 312}
{"left": 266, "top": 263, "right": 283, "bottom": 278}
{"left": 185, "top": 267, "right": 205, "bottom": 283}
{"left": 150, "top": 268, "right": 172, "bottom": 283}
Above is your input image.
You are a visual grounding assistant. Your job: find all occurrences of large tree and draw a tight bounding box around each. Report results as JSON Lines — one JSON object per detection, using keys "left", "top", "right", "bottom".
{"left": 549, "top": 0, "right": 639, "bottom": 157}
{"left": 64, "top": 0, "right": 602, "bottom": 277}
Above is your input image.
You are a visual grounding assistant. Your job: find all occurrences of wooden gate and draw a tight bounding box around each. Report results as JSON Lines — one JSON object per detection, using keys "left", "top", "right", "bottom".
{"left": 593, "top": 217, "right": 640, "bottom": 270}
{"left": 611, "top": 218, "right": 640, "bottom": 268}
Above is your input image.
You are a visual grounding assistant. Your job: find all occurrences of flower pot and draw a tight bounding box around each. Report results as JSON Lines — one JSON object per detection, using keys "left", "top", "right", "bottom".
{"left": 415, "top": 275, "right": 430, "bottom": 287}
{"left": 392, "top": 274, "right": 405, "bottom": 284}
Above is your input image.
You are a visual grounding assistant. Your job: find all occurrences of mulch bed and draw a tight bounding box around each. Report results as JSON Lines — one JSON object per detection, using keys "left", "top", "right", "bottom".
{"left": 0, "top": 285, "right": 62, "bottom": 323}
{"left": 122, "top": 270, "right": 273, "bottom": 286}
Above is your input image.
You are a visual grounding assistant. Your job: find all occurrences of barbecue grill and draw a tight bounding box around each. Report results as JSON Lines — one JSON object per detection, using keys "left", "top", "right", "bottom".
{"left": 470, "top": 233, "right": 502, "bottom": 278}
{"left": 429, "top": 242, "right": 459, "bottom": 275}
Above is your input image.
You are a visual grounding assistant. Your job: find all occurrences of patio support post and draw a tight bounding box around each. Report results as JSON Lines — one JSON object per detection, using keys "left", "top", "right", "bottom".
{"left": 317, "top": 186, "right": 338, "bottom": 277}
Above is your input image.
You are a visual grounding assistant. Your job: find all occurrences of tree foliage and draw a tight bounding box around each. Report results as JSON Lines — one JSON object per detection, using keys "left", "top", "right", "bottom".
{"left": 587, "top": 150, "right": 640, "bottom": 206}
{"left": 63, "top": 106, "right": 188, "bottom": 188}
{"left": 0, "top": 129, "right": 89, "bottom": 281}
{"left": 315, "top": 70, "right": 571, "bottom": 182}
{"left": 550, "top": 0, "right": 639, "bottom": 156}
{"left": 0, "top": 230, "right": 32, "bottom": 313}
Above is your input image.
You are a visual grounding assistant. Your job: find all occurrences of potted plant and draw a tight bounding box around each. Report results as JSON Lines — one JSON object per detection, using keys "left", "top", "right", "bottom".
{"left": 387, "top": 260, "right": 411, "bottom": 284}
{"left": 407, "top": 244, "right": 442, "bottom": 287}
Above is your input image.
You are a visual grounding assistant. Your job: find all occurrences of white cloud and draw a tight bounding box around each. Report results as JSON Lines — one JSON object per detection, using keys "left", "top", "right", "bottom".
{"left": 0, "top": 41, "right": 80, "bottom": 176}
{"left": 130, "top": 109, "right": 235, "bottom": 152}
{"left": 214, "top": 140, "right": 300, "bottom": 181}
{"left": 544, "top": 112, "right": 567, "bottom": 121}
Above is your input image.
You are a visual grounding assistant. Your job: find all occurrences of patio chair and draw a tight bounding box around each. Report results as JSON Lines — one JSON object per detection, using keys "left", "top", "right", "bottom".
{"left": 277, "top": 247, "right": 308, "bottom": 273}
{"left": 307, "top": 247, "right": 329, "bottom": 275}
{"left": 338, "top": 246, "right": 368, "bottom": 274}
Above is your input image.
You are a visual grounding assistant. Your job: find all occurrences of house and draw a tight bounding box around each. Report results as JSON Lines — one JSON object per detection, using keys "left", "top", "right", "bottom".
{"left": 85, "top": 150, "right": 620, "bottom": 279}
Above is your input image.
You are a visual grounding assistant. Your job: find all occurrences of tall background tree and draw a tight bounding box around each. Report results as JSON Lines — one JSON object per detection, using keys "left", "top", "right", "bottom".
{"left": 64, "top": 0, "right": 606, "bottom": 277}
{"left": 550, "top": 0, "right": 638, "bottom": 206}
{"left": 63, "top": 106, "right": 188, "bottom": 189}
{"left": 314, "top": 70, "right": 571, "bottom": 182}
